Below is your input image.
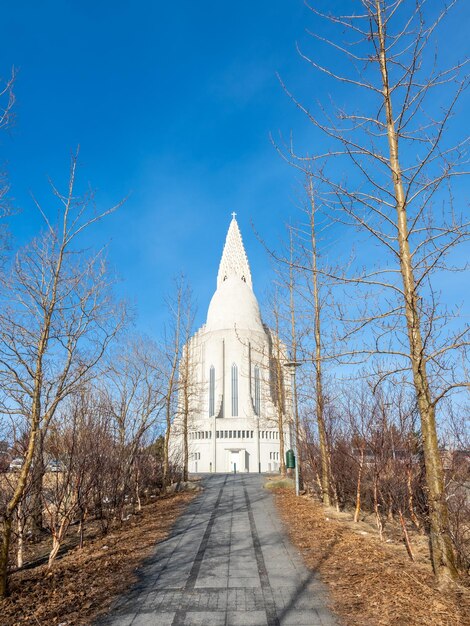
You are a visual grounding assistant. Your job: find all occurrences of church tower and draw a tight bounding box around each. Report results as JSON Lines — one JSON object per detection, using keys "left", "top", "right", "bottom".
{"left": 170, "top": 215, "right": 292, "bottom": 473}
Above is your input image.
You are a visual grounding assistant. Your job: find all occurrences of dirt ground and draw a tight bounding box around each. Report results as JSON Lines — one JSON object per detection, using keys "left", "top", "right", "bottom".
{"left": 1, "top": 491, "right": 196, "bottom": 625}
{"left": 275, "top": 490, "right": 470, "bottom": 626}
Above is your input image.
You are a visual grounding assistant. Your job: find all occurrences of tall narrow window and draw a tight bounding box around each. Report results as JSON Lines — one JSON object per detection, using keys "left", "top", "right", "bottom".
{"left": 254, "top": 366, "right": 260, "bottom": 416}
{"left": 231, "top": 363, "right": 238, "bottom": 416}
{"left": 209, "top": 365, "right": 215, "bottom": 416}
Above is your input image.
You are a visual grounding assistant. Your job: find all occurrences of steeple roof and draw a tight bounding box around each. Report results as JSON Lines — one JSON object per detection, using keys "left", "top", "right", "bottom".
{"left": 216, "top": 214, "right": 253, "bottom": 290}
{"left": 206, "top": 214, "right": 263, "bottom": 332}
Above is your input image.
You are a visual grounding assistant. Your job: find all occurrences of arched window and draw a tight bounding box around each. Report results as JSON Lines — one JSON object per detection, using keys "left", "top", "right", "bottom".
{"left": 231, "top": 363, "right": 238, "bottom": 416}
{"left": 254, "top": 365, "right": 260, "bottom": 416}
{"left": 209, "top": 365, "right": 215, "bottom": 416}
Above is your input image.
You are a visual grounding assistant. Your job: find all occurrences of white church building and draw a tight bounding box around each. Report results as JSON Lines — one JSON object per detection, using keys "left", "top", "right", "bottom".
{"left": 170, "top": 215, "right": 292, "bottom": 474}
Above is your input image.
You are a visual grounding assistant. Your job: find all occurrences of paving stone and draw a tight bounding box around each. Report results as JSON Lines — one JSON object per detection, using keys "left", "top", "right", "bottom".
{"left": 132, "top": 612, "right": 176, "bottom": 625}
{"left": 228, "top": 576, "right": 260, "bottom": 588}
{"left": 97, "top": 616, "right": 135, "bottom": 626}
{"left": 194, "top": 576, "right": 228, "bottom": 589}
{"left": 183, "top": 611, "right": 226, "bottom": 625}
{"left": 217, "top": 589, "right": 228, "bottom": 609}
{"left": 278, "top": 609, "right": 324, "bottom": 626}
{"left": 95, "top": 475, "right": 337, "bottom": 626}
{"left": 226, "top": 610, "right": 268, "bottom": 625}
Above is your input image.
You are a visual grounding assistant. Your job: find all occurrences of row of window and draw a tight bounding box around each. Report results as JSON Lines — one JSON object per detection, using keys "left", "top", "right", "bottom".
{"left": 192, "top": 451, "right": 278, "bottom": 462}
{"left": 208, "top": 364, "right": 261, "bottom": 418}
{"left": 261, "top": 431, "right": 280, "bottom": 440}
{"left": 217, "top": 430, "right": 253, "bottom": 439}
{"left": 190, "top": 431, "right": 212, "bottom": 440}
{"left": 189, "top": 430, "right": 281, "bottom": 441}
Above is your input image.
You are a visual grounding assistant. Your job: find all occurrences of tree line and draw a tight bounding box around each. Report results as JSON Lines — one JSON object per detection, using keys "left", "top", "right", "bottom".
{"left": 268, "top": 0, "right": 469, "bottom": 586}
{"left": 0, "top": 136, "right": 198, "bottom": 596}
{"left": 0, "top": 0, "right": 468, "bottom": 603}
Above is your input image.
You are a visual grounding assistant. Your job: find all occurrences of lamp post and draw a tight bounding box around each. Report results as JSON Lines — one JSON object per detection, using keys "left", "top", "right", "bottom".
{"left": 284, "top": 361, "right": 301, "bottom": 496}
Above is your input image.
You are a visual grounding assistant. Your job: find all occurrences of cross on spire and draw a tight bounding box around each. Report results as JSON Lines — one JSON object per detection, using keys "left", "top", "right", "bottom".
{"left": 231, "top": 211, "right": 237, "bottom": 220}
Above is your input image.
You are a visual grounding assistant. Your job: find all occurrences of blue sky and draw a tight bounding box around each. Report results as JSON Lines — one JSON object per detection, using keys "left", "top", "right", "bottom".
{"left": 1, "top": 0, "right": 468, "bottom": 337}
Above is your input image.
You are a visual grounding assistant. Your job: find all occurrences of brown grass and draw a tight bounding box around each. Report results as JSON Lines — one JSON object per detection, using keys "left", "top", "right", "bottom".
{"left": 275, "top": 490, "right": 470, "bottom": 626}
{"left": 264, "top": 477, "right": 295, "bottom": 490}
{"left": 1, "top": 491, "right": 197, "bottom": 625}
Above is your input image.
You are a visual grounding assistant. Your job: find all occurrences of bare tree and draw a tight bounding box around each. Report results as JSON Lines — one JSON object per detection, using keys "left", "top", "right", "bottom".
{"left": 272, "top": 180, "right": 334, "bottom": 500}
{"left": 278, "top": 0, "right": 468, "bottom": 582}
{"left": 0, "top": 153, "right": 125, "bottom": 597}
{"left": 175, "top": 289, "right": 197, "bottom": 482}
{"left": 266, "top": 289, "right": 289, "bottom": 476}
{"left": 286, "top": 226, "right": 303, "bottom": 486}
{"left": 341, "top": 383, "right": 374, "bottom": 523}
{"left": 43, "top": 391, "right": 98, "bottom": 567}
{"left": 0, "top": 69, "right": 15, "bottom": 134}
{"left": 161, "top": 276, "right": 192, "bottom": 486}
{"left": 304, "top": 179, "right": 331, "bottom": 505}
{"left": 101, "top": 335, "right": 164, "bottom": 516}
{"left": 0, "top": 67, "right": 16, "bottom": 262}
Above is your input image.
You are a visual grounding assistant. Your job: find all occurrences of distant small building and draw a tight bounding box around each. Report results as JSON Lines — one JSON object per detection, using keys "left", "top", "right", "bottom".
{"left": 0, "top": 440, "right": 10, "bottom": 472}
{"left": 453, "top": 450, "right": 470, "bottom": 466}
{"left": 440, "top": 447, "right": 470, "bottom": 473}
{"left": 170, "top": 215, "right": 292, "bottom": 473}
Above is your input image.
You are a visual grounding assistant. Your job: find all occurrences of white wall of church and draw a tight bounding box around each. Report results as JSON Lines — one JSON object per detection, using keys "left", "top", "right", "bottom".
{"left": 186, "top": 426, "right": 290, "bottom": 474}
{"left": 168, "top": 217, "right": 292, "bottom": 474}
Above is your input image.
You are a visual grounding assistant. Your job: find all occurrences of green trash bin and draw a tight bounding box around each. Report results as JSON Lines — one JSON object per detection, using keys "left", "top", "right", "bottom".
{"left": 286, "top": 449, "right": 295, "bottom": 469}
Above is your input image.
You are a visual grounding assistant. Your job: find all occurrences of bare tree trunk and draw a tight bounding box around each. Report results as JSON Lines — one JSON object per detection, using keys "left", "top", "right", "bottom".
{"left": 48, "top": 536, "right": 61, "bottom": 569}
{"left": 0, "top": 386, "right": 42, "bottom": 596}
{"left": 307, "top": 181, "right": 330, "bottom": 506}
{"left": 373, "top": 476, "right": 383, "bottom": 541}
{"left": 78, "top": 509, "right": 86, "bottom": 550}
{"left": 48, "top": 513, "right": 74, "bottom": 569}
{"left": 407, "top": 466, "right": 421, "bottom": 531}
{"left": 329, "top": 464, "right": 341, "bottom": 513}
{"left": 163, "top": 422, "right": 172, "bottom": 487}
{"left": 278, "top": 417, "right": 287, "bottom": 476}
{"left": 273, "top": 319, "right": 287, "bottom": 476}
{"left": 135, "top": 466, "right": 141, "bottom": 512}
{"left": 182, "top": 401, "right": 189, "bottom": 482}
{"left": 387, "top": 494, "right": 394, "bottom": 523}
{"left": 0, "top": 517, "right": 12, "bottom": 596}
{"left": 399, "top": 508, "right": 415, "bottom": 562}
{"left": 315, "top": 471, "right": 322, "bottom": 495}
{"left": 375, "top": 2, "right": 457, "bottom": 582}
{"left": 354, "top": 447, "right": 364, "bottom": 523}
{"left": 16, "top": 503, "right": 23, "bottom": 569}
{"left": 181, "top": 346, "right": 190, "bottom": 482}
{"left": 29, "top": 432, "right": 45, "bottom": 540}
{"left": 288, "top": 228, "right": 301, "bottom": 488}
{"left": 163, "top": 283, "right": 184, "bottom": 487}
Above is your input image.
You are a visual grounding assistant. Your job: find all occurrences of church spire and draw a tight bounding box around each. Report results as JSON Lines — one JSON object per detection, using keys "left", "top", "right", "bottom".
{"left": 216, "top": 214, "right": 253, "bottom": 290}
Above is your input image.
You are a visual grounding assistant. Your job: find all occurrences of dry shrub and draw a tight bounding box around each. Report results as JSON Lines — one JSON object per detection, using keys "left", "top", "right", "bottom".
{"left": 276, "top": 490, "right": 470, "bottom": 626}
{"left": 1, "top": 492, "right": 196, "bottom": 625}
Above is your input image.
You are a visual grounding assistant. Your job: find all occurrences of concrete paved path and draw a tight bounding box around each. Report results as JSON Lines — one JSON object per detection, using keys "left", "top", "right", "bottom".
{"left": 97, "top": 474, "right": 339, "bottom": 626}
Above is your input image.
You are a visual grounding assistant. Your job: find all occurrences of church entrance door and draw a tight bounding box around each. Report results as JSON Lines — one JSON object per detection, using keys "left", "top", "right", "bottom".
{"left": 230, "top": 450, "right": 239, "bottom": 473}
{"left": 226, "top": 448, "right": 248, "bottom": 472}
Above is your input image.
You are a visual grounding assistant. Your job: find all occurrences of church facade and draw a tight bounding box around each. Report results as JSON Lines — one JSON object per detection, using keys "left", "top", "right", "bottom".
{"left": 170, "top": 215, "right": 292, "bottom": 474}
